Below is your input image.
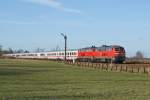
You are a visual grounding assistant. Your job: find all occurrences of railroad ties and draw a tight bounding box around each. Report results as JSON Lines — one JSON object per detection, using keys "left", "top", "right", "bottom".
{"left": 65, "top": 61, "right": 150, "bottom": 74}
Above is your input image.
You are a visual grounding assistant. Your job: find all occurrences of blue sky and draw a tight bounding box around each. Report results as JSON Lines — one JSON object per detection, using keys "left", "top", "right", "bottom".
{"left": 0, "top": 0, "right": 150, "bottom": 57}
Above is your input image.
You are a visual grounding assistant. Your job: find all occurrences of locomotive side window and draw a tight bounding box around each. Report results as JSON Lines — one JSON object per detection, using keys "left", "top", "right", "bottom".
{"left": 115, "top": 48, "right": 120, "bottom": 51}
{"left": 97, "top": 46, "right": 111, "bottom": 51}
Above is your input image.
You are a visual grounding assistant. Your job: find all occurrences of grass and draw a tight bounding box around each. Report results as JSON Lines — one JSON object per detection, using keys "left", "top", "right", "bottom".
{"left": 0, "top": 59, "right": 150, "bottom": 100}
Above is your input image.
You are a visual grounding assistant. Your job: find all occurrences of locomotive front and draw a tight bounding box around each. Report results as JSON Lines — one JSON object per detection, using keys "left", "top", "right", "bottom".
{"left": 111, "top": 45, "right": 126, "bottom": 63}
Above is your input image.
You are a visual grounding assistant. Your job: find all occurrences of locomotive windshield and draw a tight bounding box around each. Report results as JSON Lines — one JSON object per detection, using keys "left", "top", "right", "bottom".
{"left": 115, "top": 47, "right": 125, "bottom": 52}
{"left": 115, "top": 48, "right": 120, "bottom": 51}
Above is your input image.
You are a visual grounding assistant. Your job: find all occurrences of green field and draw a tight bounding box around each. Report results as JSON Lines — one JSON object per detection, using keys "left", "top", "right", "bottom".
{"left": 0, "top": 59, "right": 150, "bottom": 100}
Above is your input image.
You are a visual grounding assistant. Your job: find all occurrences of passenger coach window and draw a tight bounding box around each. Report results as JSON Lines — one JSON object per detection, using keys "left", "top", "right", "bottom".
{"left": 40, "top": 54, "right": 45, "bottom": 56}
{"left": 47, "top": 54, "right": 51, "bottom": 56}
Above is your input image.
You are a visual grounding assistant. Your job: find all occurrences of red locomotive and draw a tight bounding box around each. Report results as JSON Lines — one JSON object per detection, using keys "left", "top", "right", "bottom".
{"left": 77, "top": 45, "right": 125, "bottom": 63}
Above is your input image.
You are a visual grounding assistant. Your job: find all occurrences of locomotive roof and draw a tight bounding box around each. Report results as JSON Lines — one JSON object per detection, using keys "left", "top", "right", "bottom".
{"left": 110, "top": 45, "right": 124, "bottom": 48}
{"left": 79, "top": 46, "right": 97, "bottom": 50}
{"left": 79, "top": 45, "right": 124, "bottom": 50}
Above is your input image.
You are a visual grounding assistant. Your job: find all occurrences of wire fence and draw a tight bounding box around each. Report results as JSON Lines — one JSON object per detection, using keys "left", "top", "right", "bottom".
{"left": 63, "top": 61, "right": 150, "bottom": 74}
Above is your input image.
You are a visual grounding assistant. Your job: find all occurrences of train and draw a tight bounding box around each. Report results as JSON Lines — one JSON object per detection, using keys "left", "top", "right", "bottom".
{"left": 77, "top": 45, "right": 125, "bottom": 63}
{"left": 3, "top": 45, "right": 126, "bottom": 63}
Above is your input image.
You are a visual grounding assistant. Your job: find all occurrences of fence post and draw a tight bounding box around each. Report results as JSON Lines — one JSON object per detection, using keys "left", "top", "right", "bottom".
{"left": 144, "top": 66, "right": 149, "bottom": 74}
{"left": 85, "top": 62, "right": 87, "bottom": 67}
{"left": 106, "top": 63, "right": 108, "bottom": 71}
{"left": 89, "top": 62, "right": 90, "bottom": 68}
{"left": 96, "top": 63, "right": 98, "bottom": 68}
{"left": 106, "top": 64, "right": 109, "bottom": 71}
{"left": 82, "top": 62, "right": 84, "bottom": 68}
{"left": 138, "top": 66, "right": 140, "bottom": 73}
{"left": 144, "top": 66, "right": 146, "bottom": 73}
{"left": 93, "top": 63, "right": 95, "bottom": 69}
{"left": 147, "top": 66, "right": 150, "bottom": 74}
{"left": 99, "top": 63, "right": 101, "bottom": 69}
{"left": 120, "top": 65, "right": 122, "bottom": 72}
{"left": 131, "top": 65, "right": 134, "bottom": 73}
{"left": 78, "top": 62, "right": 80, "bottom": 67}
{"left": 101, "top": 64, "right": 103, "bottom": 69}
{"left": 105, "top": 64, "right": 107, "bottom": 70}
{"left": 91, "top": 63, "right": 93, "bottom": 68}
{"left": 94, "top": 63, "right": 96, "bottom": 69}
{"left": 116, "top": 65, "right": 118, "bottom": 71}
{"left": 125, "top": 66, "right": 127, "bottom": 72}
{"left": 110, "top": 64, "right": 113, "bottom": 71}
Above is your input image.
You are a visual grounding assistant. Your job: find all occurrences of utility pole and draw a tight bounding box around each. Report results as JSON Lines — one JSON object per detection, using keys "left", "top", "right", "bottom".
{"left": 60, "top": 33, "right": 67, "bottom": 62}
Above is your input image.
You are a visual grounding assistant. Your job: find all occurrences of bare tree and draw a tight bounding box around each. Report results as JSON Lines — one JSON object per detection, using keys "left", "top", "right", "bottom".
{"left": 0, "top": 45, "right": 2, "bottom": 56}
{"left": 8, "top": 48, "right": 14, "bottom": 54}
{"left": 35, "top": 48, "right": 45, "bottom": 53}
{"left": 24, "top": 50, "right": 30, "bottom": 53}
{"left": 55, "top": 45, "right": 60, "bottom": 51}
{"left": 135, "top": 51, "right": 144, "bottom": 59}
{"left": 0, "top": 45, "right": 2, "bottom": 52}
{"left": 16, "top": 49, "right": 24, "bottom": 53}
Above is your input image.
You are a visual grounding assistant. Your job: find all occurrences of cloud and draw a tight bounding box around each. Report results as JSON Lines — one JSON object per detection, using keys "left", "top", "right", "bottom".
{"left": 21, "top": 0, "right": 81, "bottom": 14}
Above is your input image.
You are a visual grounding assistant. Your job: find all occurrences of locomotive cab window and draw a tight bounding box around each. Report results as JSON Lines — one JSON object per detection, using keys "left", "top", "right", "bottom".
{"left": 115, "top": 48, "right": 120, "bottom": 51}
{"left": 114, "top": 47, "right": 124, "bottom": 52}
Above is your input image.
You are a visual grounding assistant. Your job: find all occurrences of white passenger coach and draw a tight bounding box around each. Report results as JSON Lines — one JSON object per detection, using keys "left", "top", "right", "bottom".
{"left": 3, "top": 50, "right": 78, "bottom": 61}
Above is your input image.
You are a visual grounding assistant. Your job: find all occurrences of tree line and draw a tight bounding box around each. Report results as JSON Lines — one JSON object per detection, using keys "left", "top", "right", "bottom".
{"left": 0, "top": 44, "right": 55, "bottom": 57}
{"left": 0, "top": 45, "right": 30, "bottom": 56}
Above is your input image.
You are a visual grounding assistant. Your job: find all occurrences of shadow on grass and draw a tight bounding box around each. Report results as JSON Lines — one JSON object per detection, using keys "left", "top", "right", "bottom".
{"left": 6, "top": 93, "right": 149, "bottom": 100}
{"left": 0, "top": 68, "right": 48, "bottom": 76}
{"left": 0, "top": 69, "right": 31, "bottom": 76}
{"left": 2, "top": 95, "right": 105, "bottom": 100}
